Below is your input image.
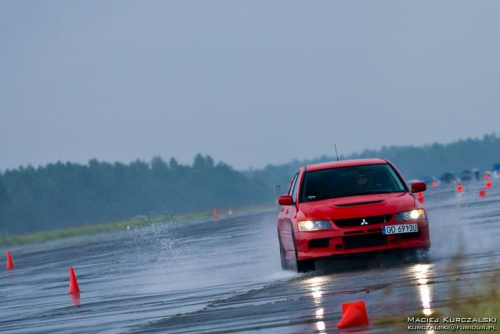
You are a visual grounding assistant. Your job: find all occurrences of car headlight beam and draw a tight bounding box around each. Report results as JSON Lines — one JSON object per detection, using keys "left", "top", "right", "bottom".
{"left": 396, "top": 209, "right": 425, "bottom": 222}
{"left": 298, "top": 220, "right": 332, "bottom": 232}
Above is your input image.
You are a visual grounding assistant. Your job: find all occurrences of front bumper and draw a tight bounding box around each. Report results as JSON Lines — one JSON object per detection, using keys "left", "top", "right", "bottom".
{"left": 296, "top": 220, "right": 430, "bottom": 261}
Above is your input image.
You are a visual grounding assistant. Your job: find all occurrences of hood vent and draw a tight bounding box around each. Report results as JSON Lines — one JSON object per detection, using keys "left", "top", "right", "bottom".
{"left": 334, "top": 200, "right": 384, "bottom": 207}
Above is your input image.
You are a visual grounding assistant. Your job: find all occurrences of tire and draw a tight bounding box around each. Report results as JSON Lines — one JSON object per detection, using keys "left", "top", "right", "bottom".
{"left": 414, "top": 248, "right": 430, "bottom": 262}
{"left": 395, "top": 248, "right": 430, "bottom": 264}
{"left": 296, "top": 257, "right": 315, "bottom": 273}
{"left": 291, "top": 226, "right": 315, "bottom": 273}
{"left": 278, "top": 230, "right": 288, "bottom": 270}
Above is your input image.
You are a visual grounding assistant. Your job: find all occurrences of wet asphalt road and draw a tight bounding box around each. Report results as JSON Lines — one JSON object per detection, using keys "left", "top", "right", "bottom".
{"left": 1, "top": 180, "right": 500, "bottom": 333}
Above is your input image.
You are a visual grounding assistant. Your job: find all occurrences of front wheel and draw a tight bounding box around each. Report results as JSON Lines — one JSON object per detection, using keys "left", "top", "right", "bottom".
{"left": 278, "top": 232, "right": 287, "bottom": 270}
{"left": 291, "top": 227, "right": 315, "bottom": 273}
{"left": 296, "top": 257, "right": 315, "bottom": 273}
{"left": 413, "top": 248, "right": 430, "bottom": 262}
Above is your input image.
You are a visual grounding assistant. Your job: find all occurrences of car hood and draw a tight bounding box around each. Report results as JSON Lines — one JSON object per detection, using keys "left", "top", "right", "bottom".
{"left": 297, "top": 192, "right": 416, "bottom": 220}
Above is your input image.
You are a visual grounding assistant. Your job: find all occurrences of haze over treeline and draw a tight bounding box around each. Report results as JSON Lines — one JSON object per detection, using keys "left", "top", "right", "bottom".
{"left": 0, "top": 134, "right": 499, "bottom": 234}
{"left": 250, "top": 133, "right": 500, "bottom": 193}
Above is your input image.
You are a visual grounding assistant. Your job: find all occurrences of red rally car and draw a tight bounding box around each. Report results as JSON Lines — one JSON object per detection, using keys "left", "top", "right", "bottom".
{"left": 277, "top": 158, "right": 430, "bottom": 272}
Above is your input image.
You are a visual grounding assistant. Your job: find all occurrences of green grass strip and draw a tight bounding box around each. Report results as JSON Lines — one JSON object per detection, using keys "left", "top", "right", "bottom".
{"left": 0, "top": 205, "right": 274, "bottom": 247}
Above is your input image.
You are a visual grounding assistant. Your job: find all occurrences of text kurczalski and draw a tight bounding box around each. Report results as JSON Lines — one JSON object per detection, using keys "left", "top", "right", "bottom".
{"left": 407, "top": 317, "right": 497, "bottom": 323}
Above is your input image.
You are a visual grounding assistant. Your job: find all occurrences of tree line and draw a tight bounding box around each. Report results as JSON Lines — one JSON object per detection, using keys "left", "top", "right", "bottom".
{"left": 0, "top": 133, "right": 498, "bottom": 234}
{"left": 0, "top": 155, "right": 272, "bottom": 234}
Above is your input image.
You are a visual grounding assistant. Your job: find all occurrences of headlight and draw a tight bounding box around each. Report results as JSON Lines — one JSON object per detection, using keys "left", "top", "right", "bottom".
{"left": 298, "top": 220, "right": 332, "bottom": 231}
{"left": 396, "top": 209, "right": 426, "bottom": 222}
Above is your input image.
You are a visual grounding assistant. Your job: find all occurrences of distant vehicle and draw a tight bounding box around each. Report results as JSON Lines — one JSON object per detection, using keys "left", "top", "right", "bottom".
{"left": 439, "top": 172, "right": 460, "bottom": 184}
{"left": 419, "top": 176, "right": 440, "bottom": 187}
{"left": 493, "top": 163, "right": 500, "bottom": 179}
{"left": 277, "top": 158, "right": 430, "bottom": 272}
{"left": 472, "top": 168, "right": 480, "bottom": 180}
{"left": 459, "top": 169, "right": 473, "bottom": 181}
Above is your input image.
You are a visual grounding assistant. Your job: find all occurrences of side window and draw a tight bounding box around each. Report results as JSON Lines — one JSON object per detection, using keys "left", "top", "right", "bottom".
{"left": 289, "top": 172, "right": 300, "bottom": 201}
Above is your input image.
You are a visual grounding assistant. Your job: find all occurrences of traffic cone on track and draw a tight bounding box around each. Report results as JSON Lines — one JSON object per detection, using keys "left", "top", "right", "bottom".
{"left": 6, "top": 251, "right": 14, "bottom": 270}
{"left": 213, "top": 208, "right": 218, "bottom": 219}
{"left": 69, "top": 267, "right": 81, "bottom": 294}
{"left": 337, "top": 300, "right": 369, "bottom": 329}
{"left": 417, "top": 192, "right": 425, "bottom": 203}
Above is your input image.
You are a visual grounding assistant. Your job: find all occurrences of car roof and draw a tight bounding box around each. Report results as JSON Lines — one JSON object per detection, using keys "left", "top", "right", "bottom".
{"left": 304, "top": 158, "right": 388, "bottom": 172}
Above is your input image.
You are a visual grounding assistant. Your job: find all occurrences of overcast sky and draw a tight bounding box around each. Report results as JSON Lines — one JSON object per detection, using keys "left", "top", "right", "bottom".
{"left": 1, "top": 1, "right": 499, "bottom": 171}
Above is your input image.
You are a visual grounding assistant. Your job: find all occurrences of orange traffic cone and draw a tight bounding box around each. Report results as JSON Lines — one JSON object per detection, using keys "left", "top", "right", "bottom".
{"left": 479, "top": 189, "right": 486, "bottom": 198}
{"left": 6, "top": 251, "right": 14, "bottom": 270}
{"left": 417, "top": 192, "right": 425, "bottom": 203}
{"left": 69, "top": 267, "right": 81, "bottom": 294}
{"left": 485, "top": 181, "right": 493, "bottom": 189}
{"left": 456, "top": 185, "right": 464, "bottom": 193}
{"left": 337, "top": 300, "right": 369, "bottom": 329}
{"left": 213, "top": 208, "right": 218, "bottom": 219}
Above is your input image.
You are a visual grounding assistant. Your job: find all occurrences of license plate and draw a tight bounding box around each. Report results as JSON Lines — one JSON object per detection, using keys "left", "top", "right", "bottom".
{"left": 382, "top": 223, "right": 418, "bottom": 235}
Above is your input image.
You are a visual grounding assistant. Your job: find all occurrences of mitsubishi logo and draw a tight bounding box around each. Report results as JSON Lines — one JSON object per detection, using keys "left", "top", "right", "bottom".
{"left": 360, "top": 219, "right": 368, "bottom": 225}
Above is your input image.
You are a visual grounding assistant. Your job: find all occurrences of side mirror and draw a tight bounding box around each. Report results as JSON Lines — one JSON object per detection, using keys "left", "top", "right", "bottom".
{"left": 411, "top": 181, "right": 427, "bottom": 193}
{"left": 278, "top": 194, "right": 294, "bottom": 206}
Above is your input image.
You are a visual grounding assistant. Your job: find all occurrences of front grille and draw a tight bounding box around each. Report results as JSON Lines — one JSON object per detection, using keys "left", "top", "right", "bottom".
{"left": 334, "top": 215, "right": 392, "bottom": 228}
{"left": 344, "top": 234, "right": 387, "bottom": 249}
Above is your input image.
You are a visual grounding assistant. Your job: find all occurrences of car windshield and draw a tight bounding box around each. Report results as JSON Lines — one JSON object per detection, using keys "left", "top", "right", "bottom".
{"left": 300, "top": 164, "right": 407, "bottom": 202}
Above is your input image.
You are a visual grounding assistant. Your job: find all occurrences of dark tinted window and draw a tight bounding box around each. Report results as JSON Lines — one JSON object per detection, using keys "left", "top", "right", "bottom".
{"left": 300, "top": 164, "right": 406, "bottom": 202}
